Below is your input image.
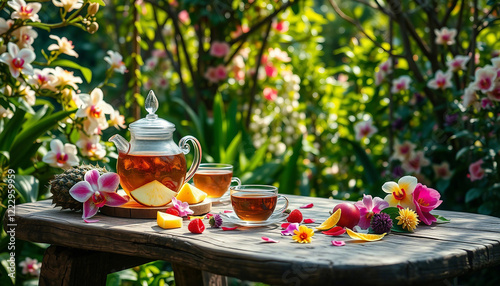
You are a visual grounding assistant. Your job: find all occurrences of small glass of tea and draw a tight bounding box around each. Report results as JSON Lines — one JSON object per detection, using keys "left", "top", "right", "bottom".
{"left": 230, "top": 185, "right": 289, "bottom": 221}
{"left": 193, "top": 163, "right": 241, "bottom": 198}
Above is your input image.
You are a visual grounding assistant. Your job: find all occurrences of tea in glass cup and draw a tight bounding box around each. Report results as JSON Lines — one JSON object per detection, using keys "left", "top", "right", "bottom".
{"left": 230, "top": 185, "right": 289, "bottom": 221}
{"left": 193, "top": 163, "right": 241, "bottom": 198}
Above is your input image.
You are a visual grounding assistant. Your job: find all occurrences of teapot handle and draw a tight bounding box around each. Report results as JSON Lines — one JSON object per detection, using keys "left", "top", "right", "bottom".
{"left": 178, "top": 135, "right": 202, "bottom": 183}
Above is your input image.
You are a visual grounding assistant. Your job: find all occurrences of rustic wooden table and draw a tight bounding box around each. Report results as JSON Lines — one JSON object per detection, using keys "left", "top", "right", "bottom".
{"left": 8, "top": 195, "right": 500, "bottom": 286}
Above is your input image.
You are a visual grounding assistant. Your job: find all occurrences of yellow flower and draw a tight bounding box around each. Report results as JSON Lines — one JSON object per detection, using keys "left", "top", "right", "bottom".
{"left": 292, "top": 225, "right": 314, "bottom": 243}
{"left": 396, "top": 208, "right": 419, "bottom": 232}
{"left": 382, "top": 176, "right": 418, "bottom": 209}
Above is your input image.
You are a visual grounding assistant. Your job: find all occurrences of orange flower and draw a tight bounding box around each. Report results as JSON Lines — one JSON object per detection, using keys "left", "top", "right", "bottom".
{"left": 292, "top": 225, "right": 314, "bottom": 243}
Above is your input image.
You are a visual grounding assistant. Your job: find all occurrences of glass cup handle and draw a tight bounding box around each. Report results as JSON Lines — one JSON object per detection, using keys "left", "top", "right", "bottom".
{"left": 230, "top": 177, "right": 241, "bottom": 187}
{"left": 275, "top": 195, "right": 289, "bottom": 214}
{"left": 179, "top": 135, "right": 202, "bottom": 182}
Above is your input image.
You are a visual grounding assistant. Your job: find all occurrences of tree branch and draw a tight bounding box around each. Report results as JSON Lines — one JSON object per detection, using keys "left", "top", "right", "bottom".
{"left": 441, "top": 0, "right": 459, "bottom": 26}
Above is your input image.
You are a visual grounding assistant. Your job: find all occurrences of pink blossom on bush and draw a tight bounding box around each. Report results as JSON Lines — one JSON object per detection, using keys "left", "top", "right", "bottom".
{"left": 468, "top": 159, "right": 485, "bottom": 181}
{"left": 204, "top": 65, "right": 227, "bottom": 83}
{"left": 432, "top": 162, "right": 452, "bottom": 180}
{"left": 374, "top": 71, "right": 384, "bottom": 85}
{"left": 392, "top": 140, "right": 416, "bottom": 161}
{"left": 434, "top": 27, "right": 457, "bottom": 45}
{"left": 402, "top": 150, "right": 430, "bottom": 174}
{"left": 427, "top": 70, "right": 452, "bottom": 90}
{"left": 48, "top": 35, "right": 79, "bottom": 58}
{"left": 473, "top": 66, "right": 497, "bottom": 92}
{"left": 19, "top": 257, "right": 41, "bottom": 277}
{"left": 462, "top": 85, "right": 478, "bottom": 107}
{"left": 446, "top": 55, "right": 470, "bottom": 72}
{"left": 0, "top": 42, "right": 35, "bottom": 78}
{"left": 486, "top": 82, "right": 500, "bottom": 102}
{"left": 274, "top": 20, "right": 289, "bottom": 33}
{"left": 265, "top": 64, "right": 277, "bottom": 77}
{"left": 412, "top": 183, "right": 442, "bottom": 225}
{"left": 391, "top": 75, "right": 411, "bottom": 93}
{"left": 481, "top": 98, "right": 494, "bottom": 109}
{"left": 354, "top": 118, "right": 378, "bottom": 141}
{"left": 8, "top": 0, "right": 41, "bottom": 22}
{"left": 215, "top": 65, "right": 227, "bottom": 80}
{"left": 178, "top": 10, "right": 190, "bottom": 24}
{"left": 209, "top": 41, "right": 230, "bottom": 58}
{"left": 263, "top": 87, "right": 278, "bottom": 101}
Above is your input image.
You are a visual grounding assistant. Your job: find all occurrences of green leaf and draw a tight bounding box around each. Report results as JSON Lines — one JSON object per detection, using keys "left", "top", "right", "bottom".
{"left": 338, "top": 137, "right": 379, "bottom": 186}
{"left": 213, "top": 93, "right": 225, "bottom": 162}
{"left": 0, "top": 108, "right": 26, "bottom": 151}
{"left": 89, "top": 0, "right": 106, "bottom": 6}
{"left": 380, "top": 207, "right": 410, "bottom": 233}
{"left": 171, "top": 97, "right": 205, "bottom": 148}
{"left": 433, "top": 215, "right": 450, "bottom": 224}
{"left": 465, "top": 188, "right": 484, "bottom": 203}
{"left": 224, "top": 132, "right": 242, "bottom": 165}
{"left": 50, "top": 59, "right": 92, "bottom": 83}
{"left": 13, "top": 175, "right": 39, "bottom": 203}
{"left": 242, "top": 140, "right": 269, "bottom": 174}
{"left": 279, "top": 136, "right": 303, "bottom": 195}
{"left": 456, "top": 146, "right": 475, "bottom": 160}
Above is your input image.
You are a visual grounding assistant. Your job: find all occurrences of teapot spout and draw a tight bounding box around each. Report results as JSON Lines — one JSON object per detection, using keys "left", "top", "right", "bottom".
{"left": 109, "top": 134, "right": 130, "bottom": 154}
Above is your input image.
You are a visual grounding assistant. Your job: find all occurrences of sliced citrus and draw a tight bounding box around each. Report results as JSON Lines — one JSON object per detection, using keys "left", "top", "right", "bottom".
{"left": 176, "top": 183, "right": 208, "bottom": 204}
{"left": 315, "top": 209, "right": 341, "bottom": 230}
{"left": 346, "top": 228, "right": 386, "bottom": 241}
{"left": 131, "top": 180, "right": 177, "bottom": 207}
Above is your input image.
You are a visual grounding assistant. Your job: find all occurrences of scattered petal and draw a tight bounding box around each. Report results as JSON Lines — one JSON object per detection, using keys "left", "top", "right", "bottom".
{"left": 331, "top": 240, "right": 346, "bottom": 247}
{"left": 222, "top": 226, "right": 238, "bottom": 231}
{"left": 223, "top": 210, "right": 233, "bottom": 213}
{"left": 281, "top": 223, "right": 291, "bottom": 229}
{"left": 189, "top": 215, "right": 205, "bottom": 220}
{"left": 84, "top": 218, "right": 100, "bottom": 223}
{"left": 303, "top": 218, "right": 316, "bottom": 224}
{"left": 206, "top": 214, "right": 214, "bottom": 219}
{"left": 322, "top": 226, "right": 346, "bottom": 236}
{"left": 300, "top": 203, "right": 314, "bottom": 209}
{"left": 281, "top": 223, "right": 299, "bottom": 236}
{"left": 261, "top": 236, "right": 279, "bottom": 243}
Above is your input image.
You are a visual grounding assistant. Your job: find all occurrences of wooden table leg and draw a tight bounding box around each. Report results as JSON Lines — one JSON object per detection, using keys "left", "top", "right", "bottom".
{"left": 171, "top": 263, "right": 204, "bottom": 286}
{"left": 39, "top": 245, "right": 152, "bottom": 286}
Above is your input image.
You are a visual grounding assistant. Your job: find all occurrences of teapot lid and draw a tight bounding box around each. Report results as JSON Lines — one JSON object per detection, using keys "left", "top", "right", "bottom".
{"left": 129, "top": 90, "right": 175, "bottom": 134}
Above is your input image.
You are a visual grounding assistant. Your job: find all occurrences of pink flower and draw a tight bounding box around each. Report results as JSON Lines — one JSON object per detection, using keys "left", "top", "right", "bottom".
{"left": 262, "top": 236, "right": 279, "bottom": 243}
{"left": 354, "top": 195, "right": 389, "bottom": 229}
{"left": 75, "top": 88, "right": 114, "bottom": 134}
{"left": 265, "top": 64, "right": 277, "bottom": 77}
{"left": 0, "top": 42, "right": 35, "bottom": 78}
{"left": 8, "top": 0, "right": 41, "bottom": 22}
{"left": 171, "top": 197, "right": 194, "bottom": 217}
{"left": 462, "top": 85, "right": 478, "bottom": 107}
{"left": 76, "top": 134, "right": 106, "bottom": 159}
{"left": 379, "top": 59, "right": 393, "bottom": 75}
{"left": 402, "top": 150, "right": 430, "bottom": 174}
{"left": 69, "top": 170, "right": 128, "bottom": 219}
{"left": 178, "top": 10, "right": 190, "bottom": 24}
{"left": 104, "top": 50, "right": 127, "bottom": 74}
{"left": 273, "top": 20, "right": 289, "bottom": 33}
{"left": 263, "top": 87, "right": 278, "bottom": 101}
{"left": 481, "top": 98, "right": 494, "bottom": 109}
{"left": 412, "top": 183, "right": 442, "bottom": 225}
{"left": 42, "top": 139, "right": 80, "bottom": 169}
{"left": 281, "top": 223, "right": 299, "bottom": 236}
{"left": 214, "top": 65, "right": 227, "bottom": 80}
{"left": 392, "top": 140, "right": 416, "bottom": 161}
{"left": 473, "top": 66, "right": 497, "bottom": 92}
{"left": 432, "top": 162, "right": 452, "bottom": 180}
{"left": 204, "top": 65, "right": 227, "bottom": 83}
{"left": 468, "top": 159, "right": 485, "bottom": 182}
{"left": 19, "top": 257, "right": 41, "bottom": 277}
{"left": 331, "top": 240, "right": 346, "bottom": 247}
{"left": 487, "top": 82, "right": 500, "bottom": 102}
{"left": 354, "top": 118, "right": 378, "bottom": 141}
{"left": 209, "top": 41, "right": 230, "bottom": 58}
{"left": 446, "top": 55, "right": 470, "bottom": 72}
{"left": 427, "top": 70, "right": 452, "bottom": 90}
{"left": 374, "top": 71, "right": 384, "bottom": 85}
{"left": 434, "top": 27, "right": 457, "bottom": 45}
{"left": 48, "top": 35, "right": 79, "bottom": 58}
{"left": 28, "top": 68, "right": 56, "bottom": 91}
{"left": 52, "top": 0, "right": 84, "bottom": 13}
{"left": 391, "top": 76, "right": 411, "bottom": 93}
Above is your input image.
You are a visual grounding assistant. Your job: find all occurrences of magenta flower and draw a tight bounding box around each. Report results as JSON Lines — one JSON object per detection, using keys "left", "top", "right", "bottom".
{"left": 263, "top": 87, "right": 278, "bottom": 101}
{"left": 209, "top": 41, "right": 230, "bottom": 58}
{"left": 171, "top": 197, "right": 194, "bottom": 217}
{"left": 69, "top": 170, "right": 128, "bottom": 220}
{"left": 473, "top": 66, "right": 497, "bottom": 93}
{"left": 281, "top": 223, "right": 299, "bottom": 236}
{"left": 468, "top": 159, "right": 485, "bottom": 182}
{"left": 412, "top": 183, "right": 443, "bottom": 225}
{"left": 19, "top": 257, "right": 41, "bottom": 277}
{"left": 354, "top": 194, "right": 389, "bottom": 229}
{"left": 427, "top": 70, "right": 452, "bottom": 90}
{"left": 354, "top": 118, "right": 378, "bottom": 141}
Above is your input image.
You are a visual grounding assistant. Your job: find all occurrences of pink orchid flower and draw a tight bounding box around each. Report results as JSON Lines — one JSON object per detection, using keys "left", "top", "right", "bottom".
{"left": 473, "top": 66, "right": 497, "bottom": 93}
{"left": 462, "top": 85, "right": 478, "bottom": 108}
{"left": 42, "top": 139, "right": 80, "bottom": 169}
{"left": 171, "top": 197, "right": 194, "bottom": 217}
{"left": 104, "top": 50, "right": 127, "bottom": 74}
{"left": 402, "top": 150, "right": 430, "bottom": 174}
{"left": 281, "top": 223, "right": 299, "bottom": 236}
{"left": 487, "top": 82, "right": 500, "bottom": 102}
{"left": 69, "top": 170, "right": 128, "bottom": 220}
{"left": 391, "top": 76, "right": 411, "bottom": 93}
{"left": 354, "top": 118, "right": 378, "bottom": 141}
{"left": 8, "top": 0, "right": 42, "bottom": 22}
{"left": 446, "top": 55, "right": 470, "bottom": 72}
{"left": 48, "top": 35, "right": 79, "bottom": 58}
{"left": 209, "top": 41, "right": 230, "bottom": 58}
{"left": 19, "top": 257, "right": 41, "bottom": 277}
{"left": 434, "top": 27, "right": 457, "bottom": 45}
{"left": 468, "top": 159, "right": 485, "bottom": 182}
{"left": 0, "top": 42, "right": 35, "bottom": 78}
{"left": 432, "top": 162, "right": 452, "bottom": 180}
{"left": 427, "top": 70, "right": 452, "bottom": 90}
{"left": 412, "top": 183, "right": 442, "bottom": 225}
{"left": 354, "top": 194, "right": 389, "bottom": 229}
{"left": 481, "top": 98, "right": 494, "bottom": 109}
{"left": 392, "top": 140, "right": 416, "bottom": 162}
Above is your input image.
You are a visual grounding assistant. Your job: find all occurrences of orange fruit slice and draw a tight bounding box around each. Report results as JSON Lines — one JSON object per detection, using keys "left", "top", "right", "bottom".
{"left": 315, "top": 209, "right": 341, "bottom": 230}
{"left": 346, "top": 228, "right": 386, "bottom": 241}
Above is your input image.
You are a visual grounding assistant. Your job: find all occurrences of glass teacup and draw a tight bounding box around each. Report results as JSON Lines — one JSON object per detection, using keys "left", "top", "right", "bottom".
{"left": 230, "top": 185, "right": 289, "bottom": 221}
{"left": 193, "top": 163, "right": 241, "bottom": 198}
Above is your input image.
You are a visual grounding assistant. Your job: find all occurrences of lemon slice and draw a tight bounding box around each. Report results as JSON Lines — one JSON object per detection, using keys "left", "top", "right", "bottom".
{"left": 346, "top": 228, "right": 386, "bottom": 241}
{"left": 315, "top": 209, "right": 341, "bottom": 230}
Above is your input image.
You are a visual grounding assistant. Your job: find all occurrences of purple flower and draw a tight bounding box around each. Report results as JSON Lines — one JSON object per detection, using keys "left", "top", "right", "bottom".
{"left": 370, "top": 213, "right": 393, "bottom": 234}
{"left": 281, "top": 223, "right": 299, "bottom": 236}
{"left": 69, "top": 170, "right": 128, "bottom": 220}
{"left": 354, "top": 194, "right": 389, "bottom": 229}
{"left": 171, "top": 197, "right": 194, "bottom": 217}
{"left": 209, "top": 214, "right": 223, "bottom": 228}
{"left": 412, "top": 183, "right": 443, "bottom": 225}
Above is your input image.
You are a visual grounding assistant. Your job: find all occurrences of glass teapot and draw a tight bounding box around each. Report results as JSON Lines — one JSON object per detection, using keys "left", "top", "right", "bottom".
{"left": 109, "top": 90, "right": 202, "bottom": 197}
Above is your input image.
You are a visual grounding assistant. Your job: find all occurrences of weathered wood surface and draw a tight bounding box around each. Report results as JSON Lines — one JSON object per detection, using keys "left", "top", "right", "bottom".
{"left": 100, "top": 199, "right": 212, "bottom": 218}
{"left": 10, "top": 196, "right": 500, "bottom": 285}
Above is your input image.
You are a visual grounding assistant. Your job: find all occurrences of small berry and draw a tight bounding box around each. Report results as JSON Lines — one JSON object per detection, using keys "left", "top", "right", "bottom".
{"left": 165, "top": 207, "right": 180, "bottom": 217}
{"left": 286, "top": 209, "right": 303, "bottom": 223}
{"left": 188, "top": 218, "right": 205, "bottom": 234}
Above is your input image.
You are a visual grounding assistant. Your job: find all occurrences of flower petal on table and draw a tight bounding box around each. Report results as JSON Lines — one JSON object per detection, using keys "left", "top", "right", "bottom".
{"left": 262, "top": 237, "right": 279, "bottom": 243}
{"left": 322, "top": 226, "right": 346, "bottom": 236}
{"left": 83, "top": 200, "right": 99, "bottom": 219}
{"left": 300, "top": 203, "right": 314, "bottom": 209}
{"left": 331, "top": 241, "right": 345, "bottom": 247}
{"left": 84, "top": 218, "right": 100, "bottom": 223}
{"left": 104, "top": 192, "right": 129, "bottom": 207}
{"left": 303, "top": 218, "right": 316, "bottom": 224}
{"left": 222, "top": 226, "right": 238, "bottom": 231}
{"left": 98, "top": 173, "right": 120, "bottom": 193}
{"left": 223, "top": 210, "right": 233, "bottom": 213}
{"left": 69, "top": 181, "right": 94, "bottom": 202}
{"left": 281, "top": 223, "right": 299, "bottom": 236}
{"left": 281, "top": 223, "right": 290, "bottom": 229}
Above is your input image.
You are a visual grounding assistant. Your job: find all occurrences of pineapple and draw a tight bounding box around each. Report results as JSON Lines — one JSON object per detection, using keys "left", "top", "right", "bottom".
{"left": 49, "top": 164, "right": 108, "bottom": 211}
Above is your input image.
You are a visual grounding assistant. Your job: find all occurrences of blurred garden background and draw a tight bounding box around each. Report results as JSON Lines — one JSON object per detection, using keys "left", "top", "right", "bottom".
{"left": 1, "top": 0, "right": 500, "bottom": 285}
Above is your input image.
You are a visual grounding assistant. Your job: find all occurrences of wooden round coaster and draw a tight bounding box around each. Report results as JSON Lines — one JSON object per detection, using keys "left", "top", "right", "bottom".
{"left": 100, "top": 199, "right": 212, "bottom": 219}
